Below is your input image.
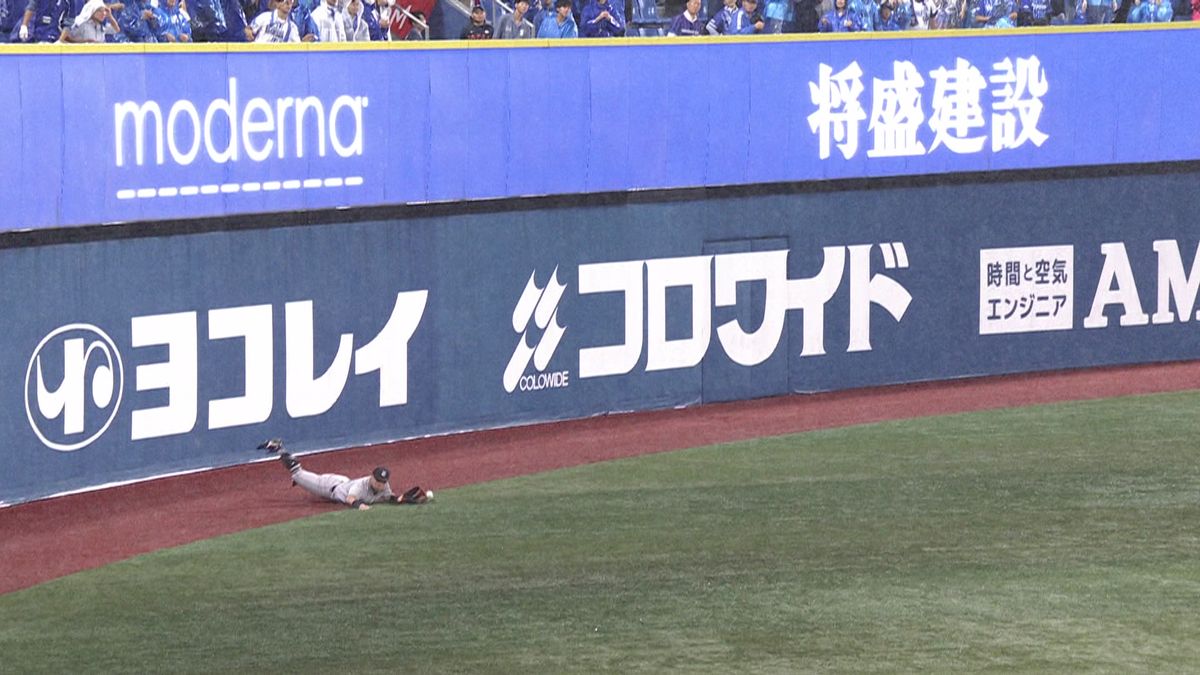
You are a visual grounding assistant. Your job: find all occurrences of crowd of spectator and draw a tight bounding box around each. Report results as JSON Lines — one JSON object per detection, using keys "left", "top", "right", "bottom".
{"left": 0, "top": 0, "right": 1192, "bottom": 44}
{"left": 828, "top": 0, "right": 1184, "bottom": 29}
{"left": 2, "top": 0, "right": 427, "bottom": 42}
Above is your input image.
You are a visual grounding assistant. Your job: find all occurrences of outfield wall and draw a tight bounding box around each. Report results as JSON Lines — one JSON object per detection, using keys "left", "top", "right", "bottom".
{"left": 5, "top": 26, "right": 1200, "bottom": 503}
{"left": 1, "top": 25, "right": 1197, "bottom": 232}
{"left": 5, "top": 166, "right": 1200, "bottom": 504}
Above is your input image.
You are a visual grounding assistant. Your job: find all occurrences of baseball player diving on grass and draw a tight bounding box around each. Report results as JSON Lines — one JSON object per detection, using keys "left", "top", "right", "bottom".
{"left": 259, "top": 439, "right": 432, "bottom": 510}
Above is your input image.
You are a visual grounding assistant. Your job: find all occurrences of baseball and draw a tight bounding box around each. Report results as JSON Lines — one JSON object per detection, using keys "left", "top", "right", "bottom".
{"left": 426, "top": 489, "right": 434, "bottom": 500}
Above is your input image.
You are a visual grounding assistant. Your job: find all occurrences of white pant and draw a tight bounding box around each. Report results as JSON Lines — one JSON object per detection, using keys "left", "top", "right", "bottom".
{"left": 291, "top": 468, "right": 350, "bottom": 503}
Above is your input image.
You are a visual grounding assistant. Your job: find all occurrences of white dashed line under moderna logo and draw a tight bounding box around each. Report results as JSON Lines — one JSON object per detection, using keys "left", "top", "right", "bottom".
{"left": 503, "top": 267, "right": 570, "bottom": 394}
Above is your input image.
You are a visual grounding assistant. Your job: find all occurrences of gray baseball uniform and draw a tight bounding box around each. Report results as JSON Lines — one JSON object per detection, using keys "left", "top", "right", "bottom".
{"left": 291, "top": 469, "right": 396, "bottom": 505}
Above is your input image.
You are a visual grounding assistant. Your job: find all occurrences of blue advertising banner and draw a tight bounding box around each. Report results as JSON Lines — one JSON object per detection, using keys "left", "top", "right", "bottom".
{"left": 2, "top": 166, "right": 1198, "bottom": 504}
{"left": 0, "top": 26, "right": 1197, "bottom": 231}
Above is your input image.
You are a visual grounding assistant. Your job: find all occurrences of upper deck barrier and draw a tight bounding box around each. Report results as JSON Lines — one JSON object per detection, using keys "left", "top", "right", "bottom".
{"left": 1, "top": 25, "right": 1197, "bottom": 232}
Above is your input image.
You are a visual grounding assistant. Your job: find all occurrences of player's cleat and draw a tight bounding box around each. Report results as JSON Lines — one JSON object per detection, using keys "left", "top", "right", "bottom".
{"left": 279, "top": 452, "right": 300, "bottom": 472}
{"left": 258, "top": 438, "right": 285, "bottom": 453}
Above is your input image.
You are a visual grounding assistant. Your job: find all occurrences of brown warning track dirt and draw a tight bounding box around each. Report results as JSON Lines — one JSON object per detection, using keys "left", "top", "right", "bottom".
{"left": 2, "top": 362, "right": 1198, "bottom": 596}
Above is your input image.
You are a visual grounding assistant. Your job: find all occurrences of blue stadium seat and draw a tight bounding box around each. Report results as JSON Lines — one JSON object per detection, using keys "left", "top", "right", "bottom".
{"left": 629, "top": 0, "right": 669, "bottom": 34}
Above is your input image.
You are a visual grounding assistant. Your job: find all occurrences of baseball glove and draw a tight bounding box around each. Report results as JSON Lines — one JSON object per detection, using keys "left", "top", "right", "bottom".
{"left": 398, "top": 486, "right": 430, "bottom": 504}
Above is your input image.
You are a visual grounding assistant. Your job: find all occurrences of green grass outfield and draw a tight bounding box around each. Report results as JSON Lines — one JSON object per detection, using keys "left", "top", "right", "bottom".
{"left": 3, "top": 391, "right": 1199, "bottom": 673}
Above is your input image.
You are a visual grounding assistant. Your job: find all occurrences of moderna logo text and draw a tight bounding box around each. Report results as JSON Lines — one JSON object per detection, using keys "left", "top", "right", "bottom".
{"left": 113, "top": 77, "right": 368, "bottom": 168}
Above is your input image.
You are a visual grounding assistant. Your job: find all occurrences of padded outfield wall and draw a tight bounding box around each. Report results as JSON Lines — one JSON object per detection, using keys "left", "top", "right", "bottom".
{"left": 2, "top": 27, "right": 1199, "bottom": 504}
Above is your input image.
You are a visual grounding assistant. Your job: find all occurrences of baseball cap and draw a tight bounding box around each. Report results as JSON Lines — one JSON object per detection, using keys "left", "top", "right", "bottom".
{"left": 372, "top": 466, "right": 390, "bottom": 482}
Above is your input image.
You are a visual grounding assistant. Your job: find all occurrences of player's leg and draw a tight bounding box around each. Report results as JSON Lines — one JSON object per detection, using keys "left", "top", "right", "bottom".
{"left": 259, "top": 438, "right": 344, "bottom": 502}
{"left": 291, "top": 467, "right": 351, "bottom": 502}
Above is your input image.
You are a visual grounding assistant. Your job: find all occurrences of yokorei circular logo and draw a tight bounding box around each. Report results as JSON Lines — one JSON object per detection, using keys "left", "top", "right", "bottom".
{"left": 24, "top": 324, "right": 124, "bottom": 452}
